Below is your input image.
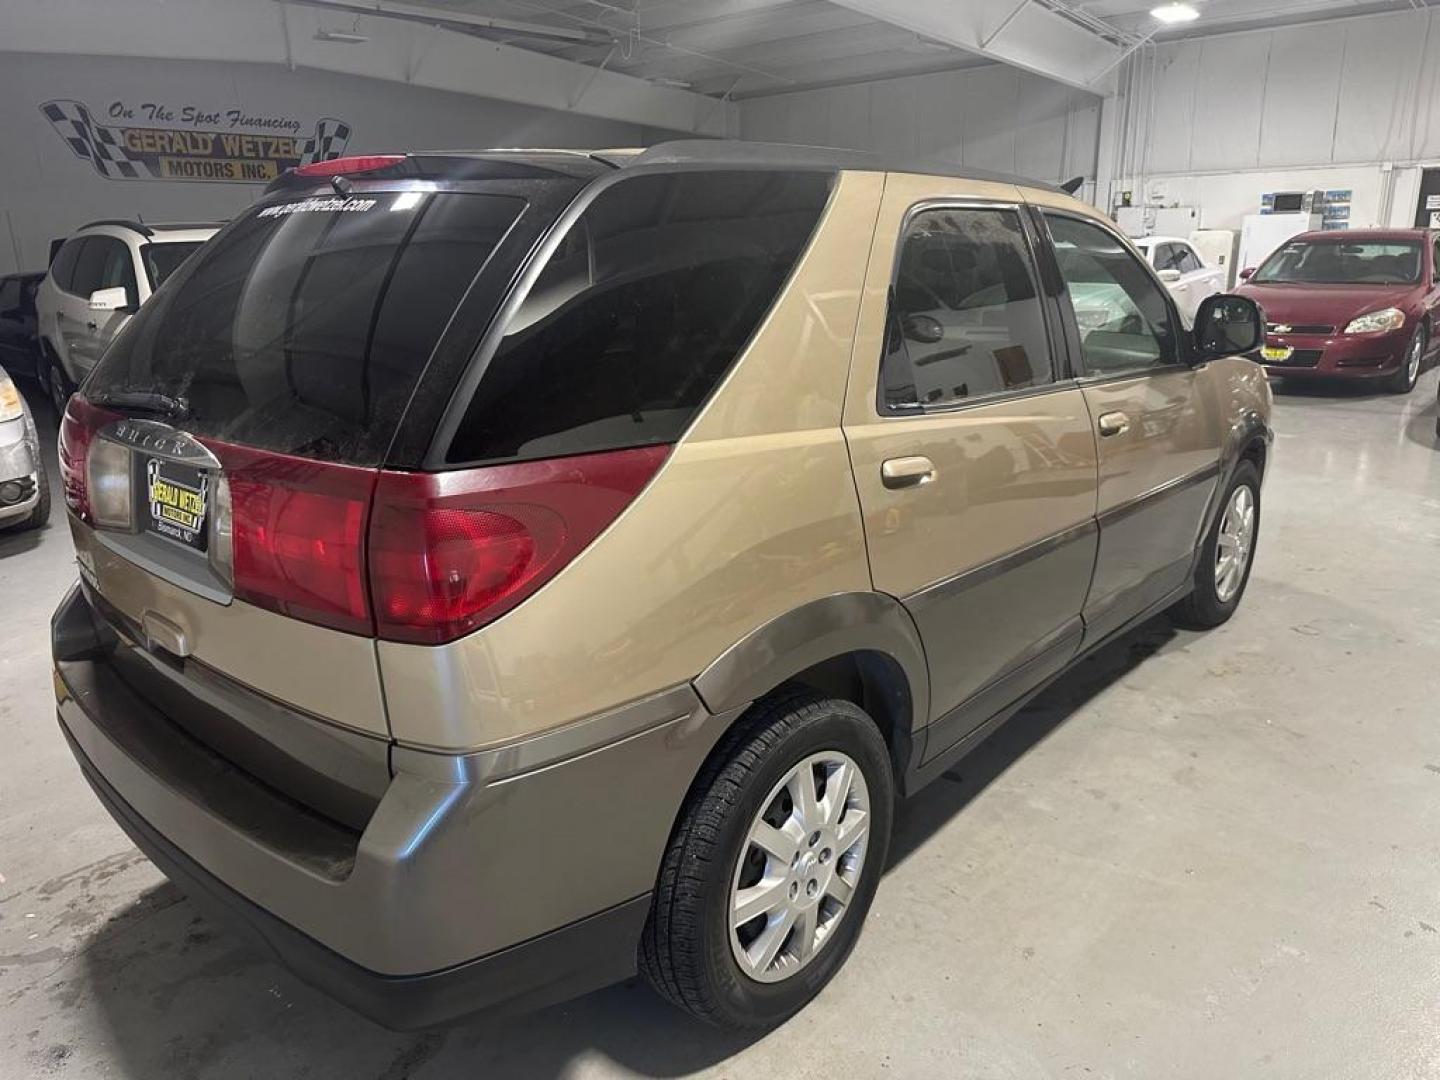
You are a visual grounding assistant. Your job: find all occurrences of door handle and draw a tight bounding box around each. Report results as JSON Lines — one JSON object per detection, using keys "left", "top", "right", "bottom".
{"left": 881, "top": 455, "right": 936, "bottom": 489}
{"left": 1097, "top": 411, "right": 1130, "bottom": 437}
{"left": 85, "top": 321, "right": 98, "bottom": 331}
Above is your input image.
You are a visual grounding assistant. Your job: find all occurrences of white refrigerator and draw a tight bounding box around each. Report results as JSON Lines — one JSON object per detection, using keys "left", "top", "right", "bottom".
{"left": 1238, "top": 213, "right": 1322, "bottom": 275}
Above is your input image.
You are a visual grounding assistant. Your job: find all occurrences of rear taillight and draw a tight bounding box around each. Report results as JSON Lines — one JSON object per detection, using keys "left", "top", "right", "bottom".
{"left": 58, "top": 397, "right": 120, "bottom": 522}
{"left": 206, "top": 442, "right": 377, "bottom": 636}
{"left": 368, "top": 445, "right": 670, "bottom": 645}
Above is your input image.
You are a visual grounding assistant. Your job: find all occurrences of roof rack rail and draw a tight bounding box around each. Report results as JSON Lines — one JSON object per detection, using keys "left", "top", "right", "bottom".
{"left": 625, "top": 140, "right": 1065, "bottom": 193}
{"left": 76, "top": 219, "right": 154, "bottom": 237}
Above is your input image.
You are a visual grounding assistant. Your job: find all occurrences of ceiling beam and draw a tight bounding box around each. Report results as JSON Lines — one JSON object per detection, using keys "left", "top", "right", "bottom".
{"left": 825, "top": 0, "right": 1127, "bottom": 91}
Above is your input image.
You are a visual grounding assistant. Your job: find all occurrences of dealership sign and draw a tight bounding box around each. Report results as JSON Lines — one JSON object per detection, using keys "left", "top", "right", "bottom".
{"left": 40, "top": 99, "right": 352, "bottom": 183}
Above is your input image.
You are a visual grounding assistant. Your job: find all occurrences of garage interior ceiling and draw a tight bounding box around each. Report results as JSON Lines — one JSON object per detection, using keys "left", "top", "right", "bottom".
{"left": 294, "top": 0, "right": 1435, "bottom": 99}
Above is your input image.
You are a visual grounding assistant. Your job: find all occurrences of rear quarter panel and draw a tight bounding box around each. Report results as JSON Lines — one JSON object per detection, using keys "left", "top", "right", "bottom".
{"left": 378, "top": 171, "right": 886, "bottom": 752}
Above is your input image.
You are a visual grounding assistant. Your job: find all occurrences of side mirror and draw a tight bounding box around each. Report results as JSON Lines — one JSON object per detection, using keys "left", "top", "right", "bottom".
{"left": 1194, "top": 294, "right": 1263, "bottom": 360}
{"left": 1157, "top": 268, "right": 1182, "bottom": 284}
{"left": 88, "top": 286, "right": 131, "bottom": 313}
{"left": 902, "top": 313, "right": 945, "bottom": 345}
{"left": 1238, "top": 267, "right": 1256, "bottom": 281}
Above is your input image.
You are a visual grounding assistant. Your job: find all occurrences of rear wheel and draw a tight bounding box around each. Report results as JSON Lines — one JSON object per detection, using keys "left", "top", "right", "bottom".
{"left": 1388, "top": 324, "right": 1425, "bottom": 394}
{"left": 640, "top": 690, "right": 894, "bottom": 1029}
{"left": 1171, "top": 460, "right": 1261, "bottom": 629}
{"left": 44, "top": 352, "right": 72, "bottom": 418}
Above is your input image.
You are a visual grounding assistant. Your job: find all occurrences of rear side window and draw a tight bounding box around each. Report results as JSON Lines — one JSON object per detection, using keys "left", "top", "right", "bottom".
{"left": 72, "top": 236, "right": 137, "bottom": 306}
{"left": 141, "top": 241, "right": 206, "bottom": 290}
{"left": 88, "top": 192, "right": 523, "bottom": 465}
{"left": 880, "top": 206, "right": 1052, "bottom": 412}
{"left": 50, "top": 238, "right": 86, "bottom": 294}
{"left": 444, "top": 169, "right": 832, "bottom": 465}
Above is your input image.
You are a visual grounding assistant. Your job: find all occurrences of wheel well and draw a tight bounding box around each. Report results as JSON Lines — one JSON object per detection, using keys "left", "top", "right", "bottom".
{"left": 776, "top": 650, "right": 915, "bottom": 777}
{"left": 1240, "top": 436, "right": 1267, "bottom": 479}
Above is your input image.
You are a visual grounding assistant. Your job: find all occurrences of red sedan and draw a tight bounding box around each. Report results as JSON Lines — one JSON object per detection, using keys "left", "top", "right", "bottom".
{"left": 1236, "top": 228, "right": 1440, "bottom": 393}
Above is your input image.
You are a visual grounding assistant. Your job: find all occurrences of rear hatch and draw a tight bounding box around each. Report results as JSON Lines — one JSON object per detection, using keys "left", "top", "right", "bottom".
{"left": 59, "top": 156, "right": 594, "bottom": 775}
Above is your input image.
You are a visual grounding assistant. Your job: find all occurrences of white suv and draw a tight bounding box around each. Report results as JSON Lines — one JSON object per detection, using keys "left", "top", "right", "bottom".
{"left": 36, "top": 219, "right": 219, "bottom": 414}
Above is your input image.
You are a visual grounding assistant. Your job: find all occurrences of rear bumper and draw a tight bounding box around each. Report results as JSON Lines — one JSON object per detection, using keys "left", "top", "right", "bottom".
{"left": 67, "top": 727, "right": 651, "bottom": 1029}
{"left": 1258, "top": 328, "right": 1409, "bottom": 378}
{"left": 53, "top": 583, "right": 727, "bottom": 1026}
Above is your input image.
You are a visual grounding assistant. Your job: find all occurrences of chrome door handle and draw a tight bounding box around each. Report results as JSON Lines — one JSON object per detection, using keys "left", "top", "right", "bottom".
{"left": 1097, "top": 411, "right": 1130, "bottom": 437}
{"left": 881, "top": 455, "right": 936, "bottom": 489}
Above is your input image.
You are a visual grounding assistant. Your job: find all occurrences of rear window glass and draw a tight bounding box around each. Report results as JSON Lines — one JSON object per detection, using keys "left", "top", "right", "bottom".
{"left": 444, "top": 169, "right": 832, "bottom": 465}
{"left": 88, "top": 192, "right": 523, "bottom": 465}
{"left": 141, "top": 241, "right": 206, "bottom": 290}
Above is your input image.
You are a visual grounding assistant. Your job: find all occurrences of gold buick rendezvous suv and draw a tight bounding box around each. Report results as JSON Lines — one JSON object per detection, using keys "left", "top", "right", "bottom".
{"left": 52, "top": 142, "right": 1271, "bottom": 1030}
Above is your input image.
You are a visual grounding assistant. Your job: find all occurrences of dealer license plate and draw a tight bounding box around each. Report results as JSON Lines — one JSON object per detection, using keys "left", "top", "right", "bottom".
{"left": 144, "top": 458, "right": 209, "bottom": 552}
{"left": 1261, "top": 345, "right": 1293, "bottom": 363}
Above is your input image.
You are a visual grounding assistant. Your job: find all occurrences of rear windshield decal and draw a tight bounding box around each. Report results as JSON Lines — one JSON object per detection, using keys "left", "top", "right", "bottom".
{"left": 258, "top": 195, "right": 377, "bottom": 218}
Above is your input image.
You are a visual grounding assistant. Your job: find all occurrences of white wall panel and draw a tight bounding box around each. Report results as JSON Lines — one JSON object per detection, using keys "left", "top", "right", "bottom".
{"left": 1135, "top": 9, "right": 1440, "bottom": 178}
{"left": 868, "top": 78, "right": 920, "bottom": 158}
{"left": 739, "top": 64, "right": 1101, "bottom": 183}
{"left": 1187, "top": 34, "right": 1270, "bottom": 172}
{"left": 914, "top": 69, "right": 967, "bottom": 164}
{"left": 1065, "top": 98, "right": 1102, "bottom": 181}
{"left": 1258, "top": 23, "right": 1344, "bottom": 167}
{"left": 1333, "top": 12, "right": 1429, "bottom": 163}
{"left": 962, "top": 66, "right": 1021, "bottom": 175}
{"left": 1115, "top": 10, "right": 1440, "bottom": 232}
{"left": 1147, "top": 42, "right": 1201, "bottom": 175}
{"left": 1014, "top": 79, "right": 1072, "bottom": 185}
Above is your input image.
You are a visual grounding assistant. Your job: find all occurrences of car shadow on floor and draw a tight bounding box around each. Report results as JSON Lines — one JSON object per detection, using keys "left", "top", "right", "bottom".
{"left": 70, "top": 616, "right": 1182, "bottom": 1080}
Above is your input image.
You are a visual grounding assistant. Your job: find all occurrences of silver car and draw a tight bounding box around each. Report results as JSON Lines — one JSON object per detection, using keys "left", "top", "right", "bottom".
{"left": 0, "top": 368, "right": 48, "bottom": 531}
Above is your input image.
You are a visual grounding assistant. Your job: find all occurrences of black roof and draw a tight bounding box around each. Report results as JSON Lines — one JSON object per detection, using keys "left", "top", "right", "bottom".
{"left": 266, "top": 140, "right": 1067, "bottom": 194}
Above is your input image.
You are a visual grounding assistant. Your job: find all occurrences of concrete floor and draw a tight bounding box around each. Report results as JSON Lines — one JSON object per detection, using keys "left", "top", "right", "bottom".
{"left": 3, "top": 369, "right": 1440, "bottom": 1080}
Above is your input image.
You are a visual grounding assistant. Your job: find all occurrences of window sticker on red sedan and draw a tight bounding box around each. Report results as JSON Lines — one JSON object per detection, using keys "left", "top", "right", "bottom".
{"left": 146, "top": 459, "right": 208, "bottom": 550}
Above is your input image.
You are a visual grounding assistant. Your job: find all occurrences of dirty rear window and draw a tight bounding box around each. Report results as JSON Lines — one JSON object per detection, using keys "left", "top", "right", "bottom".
{"left": 87, "top": 191, "right": 523, "bottom": 465}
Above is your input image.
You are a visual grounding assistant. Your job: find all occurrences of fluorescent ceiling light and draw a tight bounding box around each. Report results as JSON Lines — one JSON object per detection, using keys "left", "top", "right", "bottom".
{"left": 313, "top": 28, "right": 369, "bottom": 43}
{"left": 1150, "top": 3, "right": 1200, "bottom": 23}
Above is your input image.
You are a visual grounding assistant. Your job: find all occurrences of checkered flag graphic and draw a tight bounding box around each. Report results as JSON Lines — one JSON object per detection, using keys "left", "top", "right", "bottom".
{"left": 40, "top": 99, "right": 144, "bottom": 180}
{"left": 298, "top": 119, "right": 353, "bottom": 166}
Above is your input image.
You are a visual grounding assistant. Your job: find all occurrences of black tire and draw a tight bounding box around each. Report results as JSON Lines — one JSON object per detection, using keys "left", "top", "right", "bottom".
{"left": 44, "top": 351, "right": 72, "bottom": 419}
{"left": 1171, "top": 460, "right": 1261, "bottom": 630}
{"left": 640, "top": 688, "right": 894, "bottom": 1029}
{"left": 1388, "top": 324, "right": 1425, "bottom": 394}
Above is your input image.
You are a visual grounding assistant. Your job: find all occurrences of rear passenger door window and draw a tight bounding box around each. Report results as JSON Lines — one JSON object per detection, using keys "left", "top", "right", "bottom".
{"left": 71, "top": 236, "right": 135, "bottom": 305}
{"left": 1177, "top": 245, "right": 1203, "bottom": 275}
{"left": 50, "top": 238, "right": 86, "bottom": 295}
{"left": 445, "top": 170, "right": 832, "bottom": 465}
{"left": 1044, "top": 214, "right": 1177, "bottom": 376}
{"left": 880, "top": 206, "right": 1053, "bottom": 411}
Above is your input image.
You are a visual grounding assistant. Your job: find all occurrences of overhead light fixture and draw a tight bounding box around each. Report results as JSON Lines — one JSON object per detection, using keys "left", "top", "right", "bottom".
{"left": 313, "top": 27, "right": 369, "bottom": 43}
{"left": 1150, "top": 3, "right": 1199, "bottom": 24}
